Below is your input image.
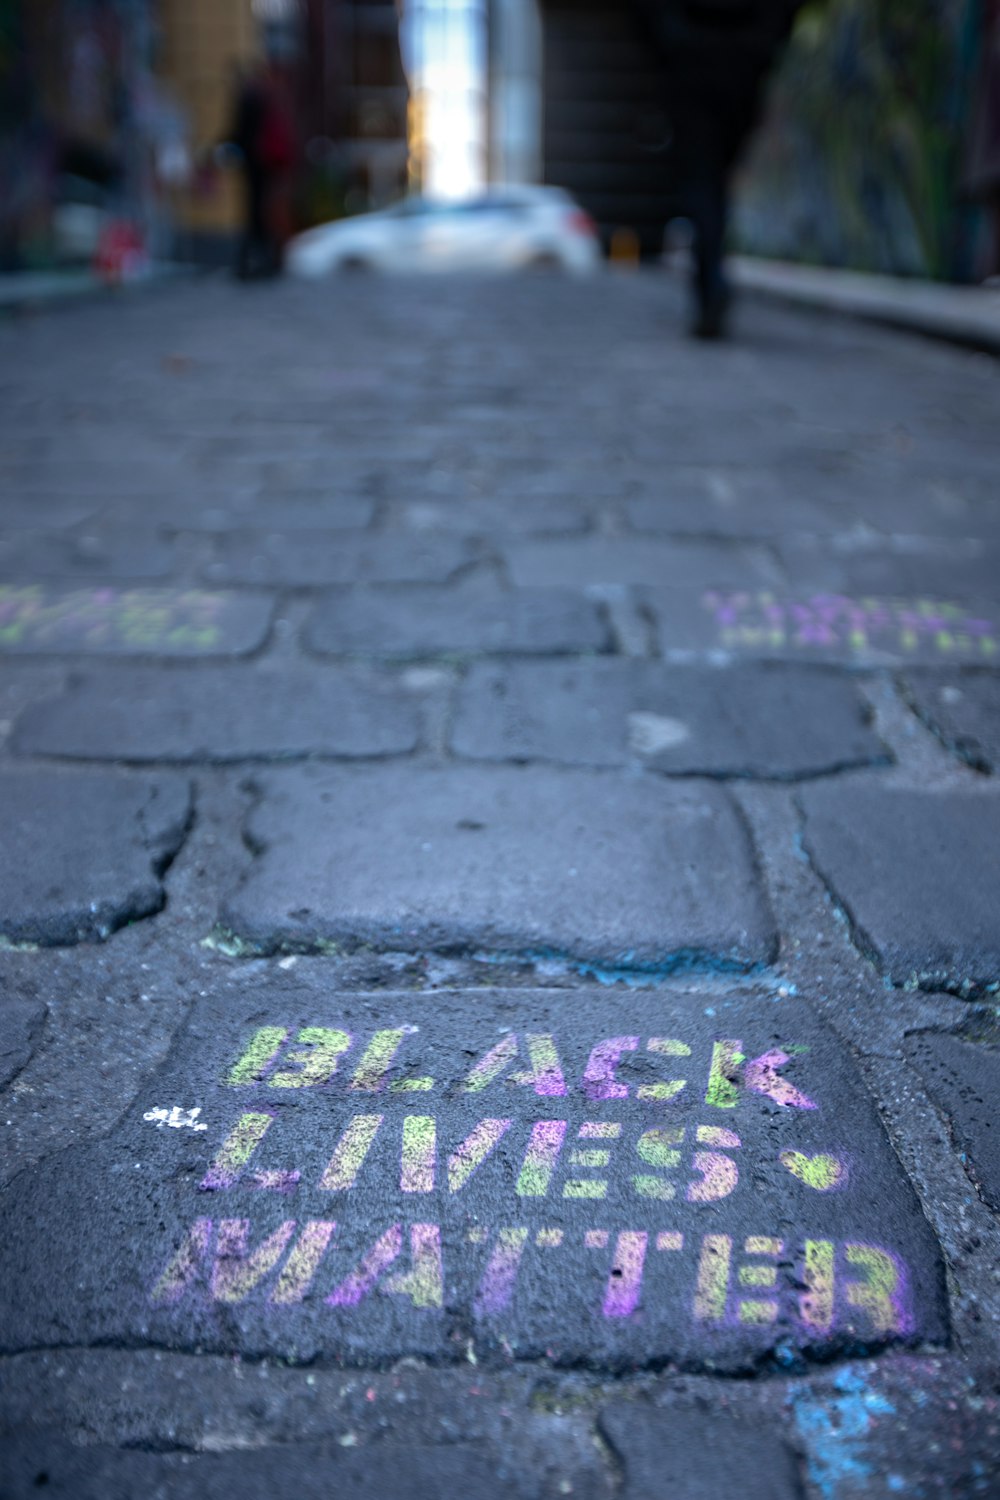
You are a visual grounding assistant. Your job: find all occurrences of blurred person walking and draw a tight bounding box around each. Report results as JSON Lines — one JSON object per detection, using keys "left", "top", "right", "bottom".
{"left": 638, "top": 0, "right": 800, "bottom": 337}
{"left": 229, "top": 59, "right": 296, "bottom": 279}
{"left": 965, "top": 0, "right": 1000, "bottom": 279}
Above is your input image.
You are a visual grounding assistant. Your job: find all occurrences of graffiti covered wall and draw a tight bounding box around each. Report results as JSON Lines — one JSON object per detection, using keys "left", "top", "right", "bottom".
{"left": 736, "top": 0, "right": 996, "bottom": 282}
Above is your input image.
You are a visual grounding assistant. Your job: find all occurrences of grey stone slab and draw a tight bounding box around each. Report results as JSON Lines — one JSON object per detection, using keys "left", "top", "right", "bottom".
{"left": 902, "top": 671, "right": 1000, "bottom": 773}
{"left": 614, "top": 419, "right": 823, "bottom": 472}
{"left": 14, "top": 665, "right": 420, "bottom": 763}
{"left": 3, "top": 497, "right": 101, "bottom": 530}
{"left": 390, "top": 497, "right": 589, "bottom": 537}
{"left": 205, "top": 532, "right": 481, "bottom": 587}
{"left": 0, "top": 997, "right": 46, "bottom": 1091}
{"left": 305, "top": 585, "right": 609, "bottom": 659}
{"left": 858, "top": 476, "right": 1000, "bottom": 541}
{"left": 0, "top": 460, "right": 191, "bottom": 496}
{"left": 906, "top": 1031, "right": 1000, "bottom": 1215}
{"left": 629, "top": 470, "right": 1000, "bottom": 546}
{"left": 779, "top": 538, "right": 1000, "bottom": 603}
{"left": 0, "top": 587, "right": 273, "bottom": 657}
{"left": 237, "top": 496, "right": 378, "bottom": 529}
{"left": 644, "top": 588, "right": 1000, "bottom": 666}
{"left": 0, "top": 1432, "right": 506, "bottom": 1500}
{"left": 0, "top": 977, "right": 947, "bottom": 1369}
{"left": 800, "top": 786, "right": 1000, "bottom": 992}
{"left": 626, "top": 470, "right": 862, "bottom": 539}
{"left": 0, "top": 530, "right": 176, "bottom": 581}
{"left": 598, "top": 1404, "right": 802, "bottom": 1500}
{"left": 471, "top": 469, "right": 629, "bottom": 503}
{"left": 98, "top": 495, "right": 377, "bottom": 532}
{"left": 221, "top": 765, "right": 776, "bottom": 968}
{"left": 0, "top": 662, "right": 68, "bottom": 729}
{"left": 452, "top": 660, "right": 886, "bottom": 779}
{"left": 0, "top": 768, "right": 191, "bottom": 945}
{"left": 504, "top": 539, "right": 779, "bottom": 591}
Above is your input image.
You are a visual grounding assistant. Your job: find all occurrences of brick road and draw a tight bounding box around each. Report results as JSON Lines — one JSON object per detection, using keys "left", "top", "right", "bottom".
{"left": 1, "top": 272, "right": 999, "bottom": 1498}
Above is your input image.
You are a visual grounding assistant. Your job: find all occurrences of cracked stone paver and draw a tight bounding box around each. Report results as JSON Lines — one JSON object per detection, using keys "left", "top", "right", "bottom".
{"left": 305, "top": 584, "right": 609, "bottom": 658}
{"left": 451, "top": 659, "right": 887, "bottom": 778}
{"left": 0, "top": 768, "right": 191, "bottom": 944}
{"left": 598, "top": 1403, "right": 803, "bottom": 1500}
{"left": 0, "top": 996, "right": 46, "bottom": 1090}
{"left": 901, "top": 670, "right": 1000, "bottom": 773}
{"left": 13, "top": 665, "right": 420, "bottom": 762}
{"left": 800, "top": 785, "right": 1000, "bottom": 992}
{"left": 220, "top": 765, "right": 776, "bottom": 966}
{"left": 205, "top": 531, "right": 482, "bottom": 587}
{"left": 0, "top": 980, "right": 947, "bottom": 1369}
{"left": 906, "top": 1032, "right": 1000, "bottom": 1214}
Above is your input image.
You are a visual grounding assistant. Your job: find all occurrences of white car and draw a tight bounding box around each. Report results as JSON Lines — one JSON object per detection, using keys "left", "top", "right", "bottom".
{"left": 286, "top": 186, "right": 601, "bottom": 277}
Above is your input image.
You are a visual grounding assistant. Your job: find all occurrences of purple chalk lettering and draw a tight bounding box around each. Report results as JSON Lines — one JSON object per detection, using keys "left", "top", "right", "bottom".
{"left": 473, "top": 1228, "right": 529, "bottom": 1318}
{"left": 602, "top": 1231, "right": 648, "bottom": 1319}
{"left": 583, "top": 1036, "right": 639, "bottom": 1100}
{"left": 326, "top": 1225, "right": 404, "bottom": 1307}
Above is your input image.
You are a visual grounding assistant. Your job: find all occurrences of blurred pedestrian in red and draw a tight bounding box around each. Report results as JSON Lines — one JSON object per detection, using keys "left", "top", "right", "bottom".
{"left": 639, "top": 0, "right": 801, "bottom": 337}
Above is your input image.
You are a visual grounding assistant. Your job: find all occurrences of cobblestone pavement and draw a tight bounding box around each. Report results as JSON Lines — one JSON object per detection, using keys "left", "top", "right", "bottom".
{"left": 1, "top": 273, "right": 999, "bottom": 1498}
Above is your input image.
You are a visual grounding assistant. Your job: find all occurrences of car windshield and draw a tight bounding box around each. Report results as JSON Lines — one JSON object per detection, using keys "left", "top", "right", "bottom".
{"left": 384, "top": 194, "right": 538, "bottom": 219}
{"left": 384, "top": 198, "right": 449, "bottom": 218}
{"left": 450, "top": 195, "right": 532, "bottom": 215}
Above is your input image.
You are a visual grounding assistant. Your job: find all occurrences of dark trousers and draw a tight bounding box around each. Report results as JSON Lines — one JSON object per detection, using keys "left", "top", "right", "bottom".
{"left": 668, "top": 76, "right": 764, "bottom": 314}
{"left": 237, "top": 162, "right": 278, "bottom": 279}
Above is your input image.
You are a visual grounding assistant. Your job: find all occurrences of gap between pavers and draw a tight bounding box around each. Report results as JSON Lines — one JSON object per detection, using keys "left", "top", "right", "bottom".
{"left": 906, "top": 1030, "right": 1000, "bottom": 1216}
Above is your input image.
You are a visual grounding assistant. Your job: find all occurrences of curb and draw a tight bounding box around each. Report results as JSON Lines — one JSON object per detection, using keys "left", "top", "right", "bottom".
{"left": 731, "top": 256, "right": 1000, "bottom": 357}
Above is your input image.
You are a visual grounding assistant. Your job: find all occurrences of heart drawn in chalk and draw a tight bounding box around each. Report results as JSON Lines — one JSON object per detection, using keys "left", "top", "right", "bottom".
{"left": 779, "top": 1150, "right": 847, "bottom": 1192}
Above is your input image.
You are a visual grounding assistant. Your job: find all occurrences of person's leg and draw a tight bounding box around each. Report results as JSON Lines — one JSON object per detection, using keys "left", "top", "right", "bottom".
{"left": 240, "top": 165, "right": 269, "bottom": 279}
{"left": 688, "top": 149, "right": 729, "bottom": 337}
{"left": 677, "top": 76, "right": 766, "bottom": 338}
{"left": 671, "top": 98, "right": 730, "bottom": 337}
{"left": 236, "top": 165, "right": 256, "bottom": 278}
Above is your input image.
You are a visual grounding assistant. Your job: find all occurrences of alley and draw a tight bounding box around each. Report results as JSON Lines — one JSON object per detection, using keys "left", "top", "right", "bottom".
{"left": 1, "top": 271, "right": 999, "bottom": 1498}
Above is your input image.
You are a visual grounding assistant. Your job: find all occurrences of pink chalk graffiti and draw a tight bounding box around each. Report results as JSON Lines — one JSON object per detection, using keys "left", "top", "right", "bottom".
{"left": 743, "top": 1050, "right": 817, "bottom": 1110}
{"left": 583, "top": 1037, "right": 639, "bottom": 1100}
{"left": 473, "top": 1228, "right": 529, "bottom": 1317}
{"left": 602, "top": 1231, "right": 648, "bottom": 1318}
